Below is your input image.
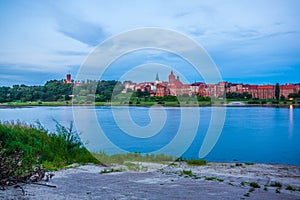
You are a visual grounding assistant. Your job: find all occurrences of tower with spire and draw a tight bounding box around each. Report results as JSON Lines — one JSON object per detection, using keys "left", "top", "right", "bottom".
{"left": 156, "top": 73, "right": 159, "bottom": 81}
{"left": 155, "top": 72, "right": 161, "bottom": 85}
{"left": 168, "top": 70, "right": 176, "bottom": 84}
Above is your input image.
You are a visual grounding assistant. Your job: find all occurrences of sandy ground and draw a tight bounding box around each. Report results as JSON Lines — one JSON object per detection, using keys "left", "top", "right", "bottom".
{"left": 1, "top": 162, "right": 300, "bottom": 200}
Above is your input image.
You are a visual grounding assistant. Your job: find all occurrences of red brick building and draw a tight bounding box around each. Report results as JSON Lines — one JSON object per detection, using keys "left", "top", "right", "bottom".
{"left": 156, "top": 83, "right": 169, "bottom": 97}
{"left": 256, "top": 85, "right": 275, "bottom": 99}
{"left": 121, "top": 72, "right": 299, "bottom": 100}
{"left": 280, "top": 84, "right": 296, "bottom": 98}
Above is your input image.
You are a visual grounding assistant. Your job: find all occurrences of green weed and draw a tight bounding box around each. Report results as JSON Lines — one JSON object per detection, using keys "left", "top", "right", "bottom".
{"left": 180, "top": 170, "right": 193, "bottom": 177}
{"left": 270, "top": 182, "right": 282, "bottom": 188}
{"left": 205, "top": 176, "right": 217, "bottom": 181}
{"left": 249, "top": 182, "right": 260, "bottom": 188}
{"left": 285, "top": 185, "right": 295, "bottom": 191}
{"left": 100, "top": 168, "right": 123, "bottom": 174}
{"left": 186, "top": 159, "right": 207, "bottom": 166}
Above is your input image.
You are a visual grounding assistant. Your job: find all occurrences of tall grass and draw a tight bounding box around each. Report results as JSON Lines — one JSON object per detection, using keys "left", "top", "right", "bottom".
{"left": 93, "top": 152, "right": 174, "bottom": 164}
{"left": 0, "top": 121, "right": 99, "bottom": 171}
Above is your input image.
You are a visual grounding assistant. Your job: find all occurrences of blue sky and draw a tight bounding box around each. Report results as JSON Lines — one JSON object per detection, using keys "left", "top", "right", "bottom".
{"left": 0, "top": 0, "right": 300, "bottom": 86}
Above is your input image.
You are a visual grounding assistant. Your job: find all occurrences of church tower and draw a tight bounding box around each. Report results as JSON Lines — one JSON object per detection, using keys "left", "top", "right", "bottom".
{"left": 155, "top": 72, "right": 161, "bottom": 85}
{"left": 168, "top": 70, "right": 176, "bottom": 84}
{"left": 155, "top": 73, "right": 159, "bottom": 81}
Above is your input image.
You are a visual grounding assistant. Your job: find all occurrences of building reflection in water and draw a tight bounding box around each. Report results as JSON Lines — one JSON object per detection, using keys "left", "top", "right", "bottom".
{"left": 289, "top": 105, "right": 293, "bottom": 137}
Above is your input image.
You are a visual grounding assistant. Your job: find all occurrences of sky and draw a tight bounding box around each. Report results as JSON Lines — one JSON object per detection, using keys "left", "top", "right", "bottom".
{"left": 0, "top": 0, "right": 300, "bottom": 86}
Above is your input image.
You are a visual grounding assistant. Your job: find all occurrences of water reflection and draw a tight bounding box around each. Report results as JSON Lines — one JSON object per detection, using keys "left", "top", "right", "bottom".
{"left": 289, "top": 105, "right": 293, "bottom": 137}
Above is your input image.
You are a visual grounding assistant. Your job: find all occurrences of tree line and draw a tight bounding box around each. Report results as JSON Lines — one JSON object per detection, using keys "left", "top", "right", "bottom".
{"left": 0, "top": 80, "right": 72, "bottom": 103}
{"left": 0, "top": 80, "right": 123, "bottom": 103}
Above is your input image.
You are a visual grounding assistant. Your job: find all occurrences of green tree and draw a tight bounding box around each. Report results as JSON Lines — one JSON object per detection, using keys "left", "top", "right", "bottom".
{"left": 275, "top": 83, "right": 280, "bottom": 100}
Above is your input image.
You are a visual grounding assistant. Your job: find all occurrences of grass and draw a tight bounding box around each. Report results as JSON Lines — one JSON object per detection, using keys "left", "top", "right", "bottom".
{"left": 3, "top": 101, "right": 72, "bottom": 106}
{"left": 180, "top": 170, "right": 193, "bottom": 177}
{"left": 228, "top": 182, "right": 234, "bottom": 186}
{"left": 285, "top": 185, "right": 295, "bottom": 191}
{"left": 186, "top": 159, "right": 207, "bottom": 166}
{"left": 0, "top": 121, "right": 100, "bottom": 187}
{"left": 175, "top": 157, "right": 207, "bottom": 166}
{"left": 204, "top": 176, "right": 217, "bottom": 181}
{"left": 270, "top": 181, "right": 282, "bottom": 188}
{"left": 243, "top": 193, "right": 250, "bottom": 197}
{"left": 3, "top": 98, "right": 299, "bottom": 108}
{"left": 99, "top": 168, "right": 124, "bottom": 174}
{"left": 240, "top": 182, "right": 248, "bottom": 186}
{"left": 0, "top": 121, "right": 99, "bottom": 171}
{"left": 123, "top": 162, "right": 148, "bottom": 171}
{"left": 93, "top": 152, "right": 174, "bottom": 165}
{"left": 216, "top": 178, "right": 224, "bottom": 182}
{"left": 249, "top": 182, "right": 261, "bottom": 188}
{"left": 168, "top": 163, "right": 178, "bottom": 167}
{"left": 244, "top": 162, "right": 254, "bottom": 165}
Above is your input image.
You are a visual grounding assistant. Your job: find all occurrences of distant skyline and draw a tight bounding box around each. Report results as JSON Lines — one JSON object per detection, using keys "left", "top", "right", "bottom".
{"left": 1, "top": 1, "right": 300, "bottom": 86}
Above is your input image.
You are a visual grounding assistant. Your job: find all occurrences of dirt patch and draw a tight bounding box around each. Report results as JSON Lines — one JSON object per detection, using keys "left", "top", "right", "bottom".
{"left": 1, "top": 162, "right": 300, "bottom": 199}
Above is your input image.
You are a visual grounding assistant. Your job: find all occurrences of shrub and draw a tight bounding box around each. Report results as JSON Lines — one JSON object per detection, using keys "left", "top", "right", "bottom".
{"left": 240, "top": 182, "right": 248, "bottom": 186}
{"left": 0, "top": 143, "right": 46, "bottom": 187}
{"left": 250, "top": 182, "right": 261, "bottom": 188}
{"left": 205, "top": 176, "right": 216, "bottom": 181}
{"left": 270, "top": 182, "right": 282, "bottom": 188}
{"left": 245, "top": 162, "right": 254, "bottom": 165}
{"left": 0, "top": 121, "right": 99, "bottom": 172}
{"left": 186, "top": 159, "right": 206, "bottom": 166}
{"left": 181, "top": 170, "right": 193, "bottom": 177}
{"left": 243, "top": 193, "right": 250, "bottom": 197}
{"left": 285, "top": 185, "right": 295, "bottom": 191}
{"left": 100, "top": 168, "right": 123, "bottom": 174}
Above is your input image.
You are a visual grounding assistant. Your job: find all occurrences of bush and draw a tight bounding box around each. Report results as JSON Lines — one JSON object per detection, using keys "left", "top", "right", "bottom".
{"left": 0, "top": 121, "right": 99, "bottom": 173}
{"left": 285, "top": 185, "right": 295, "bottom": 191}
{"left": 181, "top": 170, "right": 193, "bottom": 177}
{"left": 0, "top": 143, "right": 46, "bottom": 187}
{"left": 186, "top": 159, "right": 206, "bottom": 166}
{"left": 270, "top": 182, "right": 282, "bottom": 188}
{"left": 205, "top": 176, "right": 216, "bottom": 181}
{"left": 250, "top": 182, "right": 261, "bottom": 188}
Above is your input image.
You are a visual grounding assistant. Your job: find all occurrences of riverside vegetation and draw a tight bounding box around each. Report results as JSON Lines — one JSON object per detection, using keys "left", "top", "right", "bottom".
{"left": 0, "top": 121, "right": 99, "bottom": 188}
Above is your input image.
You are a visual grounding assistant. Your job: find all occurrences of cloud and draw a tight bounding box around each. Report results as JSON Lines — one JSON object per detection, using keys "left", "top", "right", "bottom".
{"left": 56, "top": 16, "right": 108, "bottom": 46}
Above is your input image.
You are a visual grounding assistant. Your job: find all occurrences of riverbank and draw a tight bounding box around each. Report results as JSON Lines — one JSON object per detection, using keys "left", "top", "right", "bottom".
{"left": 1, "top": 101, "right": 299, "bottom": 108}
{"left": 2, "top": 162, "right": 300, "bottom": 199}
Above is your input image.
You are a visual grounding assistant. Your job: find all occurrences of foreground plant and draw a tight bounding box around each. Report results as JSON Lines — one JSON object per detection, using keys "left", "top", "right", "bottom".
{"left": 0, "top": 143, "right": 48, "bottom": 189}
{"left": 0, "top": 121, "right": 99, "bottom": 189}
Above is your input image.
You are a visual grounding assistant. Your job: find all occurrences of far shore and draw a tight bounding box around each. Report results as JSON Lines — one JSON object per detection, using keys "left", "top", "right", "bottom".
{"left": 1, "top": 101, "right": 300, "bottom": 108}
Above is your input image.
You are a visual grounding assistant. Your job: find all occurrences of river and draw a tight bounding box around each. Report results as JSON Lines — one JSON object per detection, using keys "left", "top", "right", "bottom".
{"left": 0, "top": 106, "right": 299, "bottom": 165}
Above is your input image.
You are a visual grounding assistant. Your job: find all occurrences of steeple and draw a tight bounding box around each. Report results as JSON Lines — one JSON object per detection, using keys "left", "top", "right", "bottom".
{"left": 155, "top": 73, "right": 160, "bottom": 81}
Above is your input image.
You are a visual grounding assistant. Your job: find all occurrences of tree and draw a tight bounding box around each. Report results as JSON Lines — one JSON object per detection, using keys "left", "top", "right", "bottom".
{"left": 275, "top": 83, "right": 280, "bottom": 101}
{"left": 136, "top": 89, "right": 142, "bottom": 98}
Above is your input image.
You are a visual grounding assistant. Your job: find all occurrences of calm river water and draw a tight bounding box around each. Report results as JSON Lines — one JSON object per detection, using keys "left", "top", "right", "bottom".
{"left": 0, "top": 106, "right": 299, "bottom": 165}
